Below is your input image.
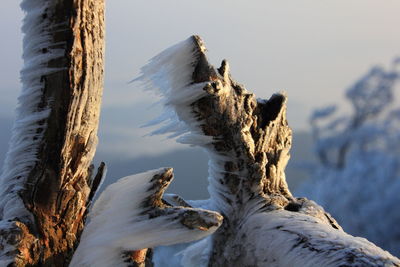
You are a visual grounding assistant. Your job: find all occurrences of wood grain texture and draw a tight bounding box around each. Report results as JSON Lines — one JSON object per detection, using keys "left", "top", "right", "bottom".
{"left": 3, "top": 0, "right": 105, "bottom": 266}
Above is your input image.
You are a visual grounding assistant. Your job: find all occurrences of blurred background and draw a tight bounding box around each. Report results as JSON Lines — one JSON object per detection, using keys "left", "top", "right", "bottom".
{"left": 0, "top": 0, "right": 399, "bottom": 255}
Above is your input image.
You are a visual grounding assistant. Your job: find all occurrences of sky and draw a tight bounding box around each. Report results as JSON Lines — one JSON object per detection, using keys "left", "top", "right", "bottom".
{"left": 0, "top": 0, "right": 399, "bottom": 159}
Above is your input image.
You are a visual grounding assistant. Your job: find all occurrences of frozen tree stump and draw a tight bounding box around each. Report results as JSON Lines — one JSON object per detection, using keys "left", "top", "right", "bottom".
{"left": 138, "top": 36, "right": 400, "bottom": 266}
{"left": 0, "top": 0, "right": 105, "bottom": 266}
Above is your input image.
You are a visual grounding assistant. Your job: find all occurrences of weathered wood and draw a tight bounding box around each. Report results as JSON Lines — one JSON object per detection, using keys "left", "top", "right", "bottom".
{"left": 70, "top": 168, "right": 223, "bottom": 266}
{"left": 140, "top": 36, "right": 400, "bottom": 266}
{"left": 186, "top": 36, "right": 400, "bottom": 267}
{"left": 0, "top": 0, "right": 105, "bottom": 266}
{"left": 127, "top": 249, "right": 149, "bottom": 267}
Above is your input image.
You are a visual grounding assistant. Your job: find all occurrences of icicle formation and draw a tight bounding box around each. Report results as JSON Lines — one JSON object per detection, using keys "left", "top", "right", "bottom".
{"left": 0, "top": 1, "right": 64, "bottom": 221}
{"left": 70, "top": 168, "right": 222, "bottom": 267}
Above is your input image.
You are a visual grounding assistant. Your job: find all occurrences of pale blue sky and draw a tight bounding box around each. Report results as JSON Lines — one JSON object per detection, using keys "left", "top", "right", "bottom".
{"left": 1, "top": 1, "right": 399, "bottom": 158}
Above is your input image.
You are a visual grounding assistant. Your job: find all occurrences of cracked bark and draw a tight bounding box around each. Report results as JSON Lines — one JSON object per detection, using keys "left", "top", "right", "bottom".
{"left": 0, "top": 0, "right": 105, "bottom": 266}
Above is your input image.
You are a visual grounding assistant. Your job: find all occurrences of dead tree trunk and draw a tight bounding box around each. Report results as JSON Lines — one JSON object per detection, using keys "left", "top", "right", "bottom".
{"left": 137, "top": 36, "right": 400, "bottom": 266}
{"left": 0, "top": 0, "right": 105, "bottom": 266}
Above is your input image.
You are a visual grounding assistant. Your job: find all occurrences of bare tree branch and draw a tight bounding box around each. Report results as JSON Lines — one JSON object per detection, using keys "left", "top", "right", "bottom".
{"left": 70, "top": 168, "right": 223, "bottom": 267}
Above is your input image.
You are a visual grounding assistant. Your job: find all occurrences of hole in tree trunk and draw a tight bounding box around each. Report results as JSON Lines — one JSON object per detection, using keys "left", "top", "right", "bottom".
{"left": 258, "top": 94, "right": 285, "bottom": 129}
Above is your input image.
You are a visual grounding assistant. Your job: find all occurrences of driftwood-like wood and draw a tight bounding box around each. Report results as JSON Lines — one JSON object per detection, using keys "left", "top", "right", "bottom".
{"left": 0, "top": 0, "right": 105, "bottom": 266}
{"left": 164, "top": 36, "right": 400, "bottom": 267}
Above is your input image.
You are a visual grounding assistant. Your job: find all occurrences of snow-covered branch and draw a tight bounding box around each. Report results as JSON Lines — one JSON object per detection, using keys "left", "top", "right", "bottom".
{"left": 70, "top": 168, "right": 223, "bottom": 267}
{"left": 136, "top": 36, "right": 400, "bottom": 266}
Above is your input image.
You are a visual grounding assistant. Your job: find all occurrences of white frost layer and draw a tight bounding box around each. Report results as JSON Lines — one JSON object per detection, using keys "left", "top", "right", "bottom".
{"left": 180, "top": 236, "right": 213, "bottom": 267}
{"left": 0, "top": 2, "right": 64, "bottom": 263}
{"left": 152, "top": 199, "right": 213, "bottom": 267}
{"left": 0, "top": 0, "right": 64, "bottom": 220}
{"left": 135, "top": 36, "right": 212, "bottom": 146}
{"left": 153, "top": 235, "right": 212, "bottom": 267}
{"left": 135, "top": 37, "right": 267, "bottom": 266}
{"left": 237, "top": 210, "right": 400, "bottom": 266}
{"left": 0, "top": 0, "right": 64, "bottom": 222}
{"left": 136, "top": 37, "right": 247, "bottom": 218}
{"left": 135, "top": 39, "right": 223, "bottom": 266}
{"left": 70, "top": 168, "right": 221, "bottom": 267}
